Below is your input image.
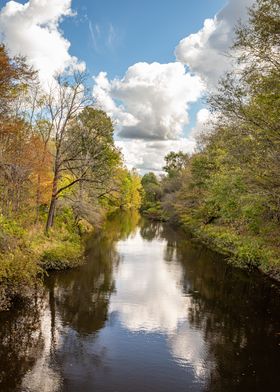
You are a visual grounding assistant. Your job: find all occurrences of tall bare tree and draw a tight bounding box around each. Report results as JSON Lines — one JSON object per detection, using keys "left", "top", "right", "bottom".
{"left": 44, "top": 72, "right": 91, "bottom": 231}
{"left": 44, "top": 73, "right": 120, "bottom": 232}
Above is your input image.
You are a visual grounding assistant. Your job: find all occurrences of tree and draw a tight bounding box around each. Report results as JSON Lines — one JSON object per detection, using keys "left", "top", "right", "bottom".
{"left": 102, "top": 168, "right": 142, "bottom": 210}
{"left": 234, "top": 0, "right": 280, "bottom": 72}
{"left": 44, "top": 72, "right": 91, "bottom": 231}
{"left": 0, "top": 47, "right": 37, "bottom": 216}
{"left": 145, "top": 0, "right": 280, "bottom": 270}
{"left": 141, "top": 172, "right": 162, "bottom": 206}
{"left": 0, "top": 44, "right": 35, "bottom": 119}
{"left": 163, "top": 151, "right": 189, "bottom": 177}
{"left": 44, "top": 79, "right": 121, "bottom": 231}
{"left": 207, "top": 0, "right": 280, "bottom": 222}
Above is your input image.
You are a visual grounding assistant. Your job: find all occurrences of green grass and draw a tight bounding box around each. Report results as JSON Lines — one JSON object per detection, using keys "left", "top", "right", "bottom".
{"left": 180, "top": 214, "right": 280, "bottom": 278}
{"left": 0, "top": 208, "right": 86, "bottom": 310}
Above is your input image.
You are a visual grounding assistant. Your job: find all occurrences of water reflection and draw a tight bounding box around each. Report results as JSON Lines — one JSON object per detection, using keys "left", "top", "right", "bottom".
{"left": 0, "top": 292, "right": 54, "bottom": 392}
{"left": 0, "top": 211, "right": 279, "bottom": 392}
{"left": 21, "top": 303, "right": 63, "bottom": 392}
{"left": 111, "top": 231, "right": 188, "bottom": 332}
{"left": 110, "top": 225, "right": 211, "bottom": 381}
{"left": 174, "top": 238, "right": 280, "bottom": 391}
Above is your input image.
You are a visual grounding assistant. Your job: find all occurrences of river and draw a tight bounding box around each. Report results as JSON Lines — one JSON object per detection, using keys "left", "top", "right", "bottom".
{"left": 0, "top": 211, "right": 280, "bottom": 391}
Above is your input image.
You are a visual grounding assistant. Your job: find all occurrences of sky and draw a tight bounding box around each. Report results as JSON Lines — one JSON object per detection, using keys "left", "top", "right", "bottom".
{"left": 0, "top": 0, "right": 254, "bottom": 172}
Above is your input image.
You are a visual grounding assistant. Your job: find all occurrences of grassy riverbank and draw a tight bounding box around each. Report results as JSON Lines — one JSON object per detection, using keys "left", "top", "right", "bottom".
{"left": 0, "top": 204, "right": 143, "bottom": 311}
{"left": 0, "top": 208, "right": 87, "bottom": 310}
{"left": 180, "top": 216, "right": 280, "bottom": 281}
{"left": 142, "top": 206, "right": 280, "bottom": 281}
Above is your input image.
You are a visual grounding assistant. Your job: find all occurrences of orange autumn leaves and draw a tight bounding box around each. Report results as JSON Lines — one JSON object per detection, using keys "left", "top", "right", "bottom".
{"left": 0, "top": 46, "right": 52, "bottom": 217}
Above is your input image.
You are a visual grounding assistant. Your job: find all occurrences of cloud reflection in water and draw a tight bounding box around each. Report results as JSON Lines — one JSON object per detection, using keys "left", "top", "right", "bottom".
{"left": 110, "top": 229, "right": 209, "bottom": 379}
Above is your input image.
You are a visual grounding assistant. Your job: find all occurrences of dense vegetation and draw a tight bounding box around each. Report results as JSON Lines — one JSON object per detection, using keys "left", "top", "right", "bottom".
{"left": 141, "top": 0, "right": 280, "bottom": 278}
{"left": 0, "top": 46, "right": 142, "bottom": 309}
{"left": 0, "top": 0, "right": 279, "bottom": 310}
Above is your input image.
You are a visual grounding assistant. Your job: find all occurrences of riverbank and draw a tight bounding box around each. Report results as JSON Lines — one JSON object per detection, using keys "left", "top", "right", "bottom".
{"left": 180, "top": 217, "right": 280, "bottom": 282}
{"left": 0, "top": 208, "right": 88, "bottom": 311}
{"left": 142, "top": 208, "right": 280, "bottom": 282}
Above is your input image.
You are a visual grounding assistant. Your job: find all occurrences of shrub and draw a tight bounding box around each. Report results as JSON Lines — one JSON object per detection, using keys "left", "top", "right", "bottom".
{"left": 40, "top": 241, "right": 83, "bottom": 270}
{"left": 0, "top": 250, "right": 41, "bottom": 310}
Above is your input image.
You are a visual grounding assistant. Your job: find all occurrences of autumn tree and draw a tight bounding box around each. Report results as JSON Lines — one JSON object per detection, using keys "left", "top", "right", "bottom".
{"left": 112, "top": 168, "right": 142, "bottom": 209}
{"left": 44, "top": 76, "right": 121, "bottom": 232}
{"left": 0, "top": 44, "right": 35, "bottom": 119}
{"left": 0, "top": 45, "right": 38, "bottom": 216}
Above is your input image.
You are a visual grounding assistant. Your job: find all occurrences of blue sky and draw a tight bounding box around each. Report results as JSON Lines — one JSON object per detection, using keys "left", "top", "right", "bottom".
{"left": 62, "top": 0, "right": 225, "bottom": 131}
{"left": 0, "top": 0, "right": 252, "bottom": 171}
{"left": 62, "top": 0, "right": 225, "bottom": 78}
{"left": 61, "top": 0, "right": 225, "bottom": 134}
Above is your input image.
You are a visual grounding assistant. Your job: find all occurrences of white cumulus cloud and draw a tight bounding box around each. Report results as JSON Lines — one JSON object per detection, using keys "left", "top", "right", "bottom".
{"left": 116, "top": 138, "right": 196, "bottom": 173}
{"left": 175, "top": 0, "right": 254, "bottom": 87}
{"left": 190, "top": 108, "right": 212, "bottom": 138}
{"left": 92, "top": 0, "right": 253, "bottom": 171}
{"left": 93, "top": 62, "right": 204, "bottom": 141}
{"left": 0, "top": 0, "right": 85, "bottom": 85}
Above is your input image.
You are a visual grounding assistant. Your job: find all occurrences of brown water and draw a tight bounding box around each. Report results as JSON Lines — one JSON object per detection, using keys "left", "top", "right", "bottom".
{"left": 0, "top": 211, "right": 280, "bottom": 392}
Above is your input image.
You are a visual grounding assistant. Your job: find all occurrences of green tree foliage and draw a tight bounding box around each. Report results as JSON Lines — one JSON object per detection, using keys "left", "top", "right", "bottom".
{"left": 163, "top": 151, "right": 189, "bottom": 178}
{"left": 143, "top": 0, "right": 280, "bottom": 274}
{"left": 141, "top": 172, "right": 161, "bottom": 202}
{"left": 140, "top": 172, "right": 162, "bottom": 216}
{"left": 104, "top": 168, "right": 142, "bottom": 210}
{"left": 0, "top": 45, "right": 142, "bottom": 309}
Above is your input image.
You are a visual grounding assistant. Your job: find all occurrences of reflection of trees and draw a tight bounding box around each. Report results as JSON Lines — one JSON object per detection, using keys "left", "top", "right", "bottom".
{"left": 140, "top": 220, "right": 184, "bottom": 262}
{"left": 140, "top": 219, "right": 163, "bottom": 241}
{"left": 0, "top": 210, "right": 139, "bottom": 392}
{"left": 161, "top": 224, "right": 184, "bottom": 263}
{"left": 47, "top": 236, "right": 117, "bottom": 335}
{"left": 0, "top": 295, "right": 45, "bottom": 392}
{"left": 143, "top": 220, "right": 280, "bottom": 390}
{"left": 174, "top": 238, "right": 280, "bottom": 391}
{"left": 44, "top": 210, "right": 142, "bottom": 388}
{"left": 107, "top": 209, "right": 140, "bottom": 240}
{"left": 46, "top": 209, "right": 141, "bottom": 336}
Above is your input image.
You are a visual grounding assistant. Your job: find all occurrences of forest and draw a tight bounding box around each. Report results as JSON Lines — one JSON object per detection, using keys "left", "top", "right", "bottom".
{"left": 141, "top": 0, "right": 280, "bottom": 279}
{"left": 0, "top": 0, "right": 279, "bottom": 311}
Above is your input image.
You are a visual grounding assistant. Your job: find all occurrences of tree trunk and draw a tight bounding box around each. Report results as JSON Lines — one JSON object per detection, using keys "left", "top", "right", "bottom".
{"left": 37, "top": 142, "right": 48, "bottom": 223}
{"left": 35, "top": 173, "right": 41, "bottom": 223}
{"left": 45, "top": 170, "right": 58, "bottom": 233}
{"left": 45, "top": 196, "right": 56, "bottom": 232}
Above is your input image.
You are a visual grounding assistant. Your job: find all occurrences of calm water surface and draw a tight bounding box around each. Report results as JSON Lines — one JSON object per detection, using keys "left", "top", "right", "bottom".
{"left": 1, "top": 211, "right": 280, "bottom": 391}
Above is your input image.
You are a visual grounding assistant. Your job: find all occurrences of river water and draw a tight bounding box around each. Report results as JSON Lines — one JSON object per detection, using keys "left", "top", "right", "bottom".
{"left": 0, "top": 211, "right": 280, "bottom": 392}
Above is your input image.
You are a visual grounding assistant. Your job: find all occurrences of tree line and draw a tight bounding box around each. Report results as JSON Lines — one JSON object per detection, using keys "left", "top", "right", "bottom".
{"left": 0, "top": 45, "right": 142, "bottom": 309}
{"left": 141, "top": 0, "right": 280, "bottom": 276}
{"left": 0, "top": 46, "right": 142, "bottom": 229}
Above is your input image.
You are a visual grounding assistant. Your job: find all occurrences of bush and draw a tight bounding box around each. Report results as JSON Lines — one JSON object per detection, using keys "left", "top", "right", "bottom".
{"left": 142, "top": 202, "right": 167, "bottom": 221}
{"left": 0, "top": 206, "right": 87, "bottom": 310}
{"left": 0, "top": 250, "right": 41, "bottom": 310}
{"left": 0, "top": 215, "right": 26, "bottom": 252}
{"left": 0, "top": 214, "right": 26, "bottom": 238}
{"left": 40, "top": 241, "right": 83, "bottom": 270}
